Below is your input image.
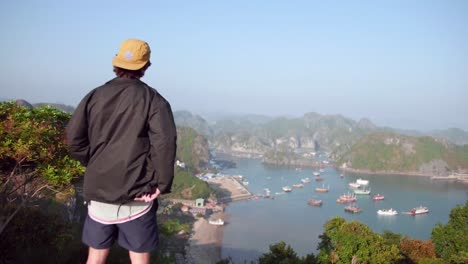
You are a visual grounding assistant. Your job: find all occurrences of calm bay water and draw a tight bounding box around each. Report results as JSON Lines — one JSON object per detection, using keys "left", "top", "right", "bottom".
{"left": 220, "top": 158, "right": 467, "bottom": 263}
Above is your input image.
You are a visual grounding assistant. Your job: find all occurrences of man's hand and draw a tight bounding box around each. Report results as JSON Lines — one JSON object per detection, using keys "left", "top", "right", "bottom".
{"left": 134, "top": 187, "right": 161, "bottom": 202}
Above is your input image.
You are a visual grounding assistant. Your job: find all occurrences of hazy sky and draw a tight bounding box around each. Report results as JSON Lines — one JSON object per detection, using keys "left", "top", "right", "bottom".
{"left": 1, "top": 0, "right": 467, "bottom": 131}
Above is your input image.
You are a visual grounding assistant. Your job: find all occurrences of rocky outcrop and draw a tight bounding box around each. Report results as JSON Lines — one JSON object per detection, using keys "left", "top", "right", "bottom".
{"left": 418, "top": 159, "right": 450, "bottom": 176}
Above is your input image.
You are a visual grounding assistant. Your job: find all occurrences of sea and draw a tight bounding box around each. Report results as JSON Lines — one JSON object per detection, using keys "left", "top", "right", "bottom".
{"left": 219, "top": 157, "right": 467, "bottom": 263}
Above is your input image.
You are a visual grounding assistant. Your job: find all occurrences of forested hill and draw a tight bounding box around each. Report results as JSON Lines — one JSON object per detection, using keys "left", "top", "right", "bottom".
{"left": 336, "top": 132, "right": 468, "bottom": 175}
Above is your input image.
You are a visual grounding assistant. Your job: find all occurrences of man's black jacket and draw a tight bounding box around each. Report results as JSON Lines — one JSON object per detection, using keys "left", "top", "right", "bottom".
{"left": 66, "top": 77, "right": 177, "bottom": 203}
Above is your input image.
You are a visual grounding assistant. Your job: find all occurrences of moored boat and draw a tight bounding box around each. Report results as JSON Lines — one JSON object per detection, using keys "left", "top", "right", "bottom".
{"left": 336, "top": 193, "right": 357, "bottom": 203}
{"left": 373, "top": 194, "right": 385, "bottom": 200}
{"left": 301, "top": 177, "right": 311, "bottom": 183}
{"left": 208, "top": 218, "right": 225, "bottom": 226}
{"left": 344, "top": 205, "right": 361, "bottom": 213}
{"left": 282, "top": 186, "right": 292, "bottom": 192}
{"left": 377, "top": 208, "right": 398, "bottom": 215}
{"left": 307, "top": 199, "right": 322, "bottom": 206}
{"left": 348, "top": 182, "right": 361, "bottom": 189}
{"left": 315, "top": 184, "right": 329, "bottom": 192}
{"left": 313, "top": 172, "right": 320, "bottom": 176}
{"left": 292, "top": 183, "right": 304, "bottom": 188}
{"left": 315, "top": 176, "right": 324, "bottom": 181}
{"left": 356, "top": 178, "right": 369, "bottom": 185}
{"left": 410, "top": 206, "right": 429, "bottom": 215}
{"left": 353, "top": 188, "right": 371, "bottom": 195}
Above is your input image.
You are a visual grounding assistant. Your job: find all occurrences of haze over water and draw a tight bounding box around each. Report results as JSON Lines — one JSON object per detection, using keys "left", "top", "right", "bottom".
{"left": 220, "top": 157, "right": 467, "bottom": 263}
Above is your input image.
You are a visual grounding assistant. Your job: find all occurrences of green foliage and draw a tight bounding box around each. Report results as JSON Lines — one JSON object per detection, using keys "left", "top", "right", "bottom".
{"left": 0, "top": 101, "right": 84, "bottom": 187}
{"left": 159, "top": 218, "right": 190, "bottom": 237}
{"left": 163, "top": 167, "right": 212, "bottom": 199}
{"left": 338, "top": 132, "right": 468, "bottom": 172}
{"left": 258, "top": 241, "right": 316, "bottom": 264}
{"left": 382, "top": 230, "right": 402, "bottom": 247}
{"left": 317, "top": 217, "right": 402, "bottom": 264}
{"left": 176, "top": 126, "right": 209, "bottom": 171}
{"left": 431, "top": 202, "right": 468, "bottom": 263}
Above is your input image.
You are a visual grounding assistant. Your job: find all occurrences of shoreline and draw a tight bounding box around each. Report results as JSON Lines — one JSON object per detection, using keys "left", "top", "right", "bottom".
{"left": 339, "top": 167, "right": 468, "bottom": 183}
{"left": 186, "top": 211, "right": 227, "bottom": 264}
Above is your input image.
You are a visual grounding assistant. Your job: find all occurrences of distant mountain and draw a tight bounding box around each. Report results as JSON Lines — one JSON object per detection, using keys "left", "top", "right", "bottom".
{"left": 211, "top": 112, "right": 380, "bottom": 160}
{"left": 336, "top": 132, "right": 468, "bottom": 175}
{"left": 33, "top": 103, "right": 75, "bottom": 113}
{"left": 174, "top": 110, "right": 213, "bottom": 137}
{"left": 429, "top": 128, "right": 468, "bottom": 146}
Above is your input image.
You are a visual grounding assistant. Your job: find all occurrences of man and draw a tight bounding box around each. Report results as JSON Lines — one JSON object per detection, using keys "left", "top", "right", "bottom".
{"left": 67, "top": 39, "right": 177, "bottom": 264}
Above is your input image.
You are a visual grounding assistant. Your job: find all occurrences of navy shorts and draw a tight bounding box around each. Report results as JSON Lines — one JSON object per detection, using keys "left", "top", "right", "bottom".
{"left": 82, "top": 202, "right": 159, "bottom": 253}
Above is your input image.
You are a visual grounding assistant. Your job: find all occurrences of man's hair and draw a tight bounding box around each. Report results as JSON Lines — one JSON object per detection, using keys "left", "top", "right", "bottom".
{"left": 113, "top": 62, "right": 151, "bottom": 79}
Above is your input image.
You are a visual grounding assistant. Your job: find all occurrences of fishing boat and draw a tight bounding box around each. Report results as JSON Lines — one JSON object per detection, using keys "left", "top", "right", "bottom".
{"left": 292, "top": 183, "right": 304, "bottom": 188}
{"left": 315, "top": 184, "right": 329, "bottom": 192}
{"left": 377, "top": 208, "right": 398, "bottom": 215}
{"left": 308, "top": 199, "right": 322, "bottom": 206}
{"left": 282, "top": 186, "right": 292, "bottom": 192}
{"left": 344, "top": 205, "right": 361, "bottom": 213}
{"left": 410, "top": 206, "right": 429, "bottom": 215}
{"left": 373, "top": 194, "right": 385, "bottom": 200}
{"left": 301, "top": 177, "right": 311, "bottom": 183}
{"left": 348, "top": 182, "right": 361, "bottom": 189}
{"left": 356, "top": 178, "right": 369, "bottom": 185}
{"left": 354, "top": 188, "right": 371, "bottom": 195}
{"left": 208, "top": 218, "right": 225, "bottom": 226}
{"left": 336, "top": 193, "right": 357, "bottom": 203}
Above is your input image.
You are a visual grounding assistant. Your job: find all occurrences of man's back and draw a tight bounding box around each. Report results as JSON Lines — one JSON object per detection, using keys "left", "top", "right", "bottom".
{"left": 67, "top": 77, "right": 177, "bottom": 203}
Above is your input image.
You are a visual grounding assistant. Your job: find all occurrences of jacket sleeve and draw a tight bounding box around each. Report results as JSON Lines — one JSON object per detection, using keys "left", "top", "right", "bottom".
{"left": 66, "top": 91, "right": 94, "bottom": 166}
{"left": 148, "top": 95, "right": 177, "bottom": 194}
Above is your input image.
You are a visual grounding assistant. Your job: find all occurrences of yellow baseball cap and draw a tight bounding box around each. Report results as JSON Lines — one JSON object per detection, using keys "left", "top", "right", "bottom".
{"left": 112, "top": 39, "right": 151, "bottom": 70}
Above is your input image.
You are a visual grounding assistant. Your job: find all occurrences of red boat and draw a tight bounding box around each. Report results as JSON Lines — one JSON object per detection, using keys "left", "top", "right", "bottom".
{"left": 373, "top": 194, "right": 385, "bottom": 201}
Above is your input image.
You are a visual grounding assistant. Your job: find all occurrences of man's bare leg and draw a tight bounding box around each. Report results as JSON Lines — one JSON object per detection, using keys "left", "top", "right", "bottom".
{"left": 129, "top": 251, "right": 150, "bottom": 264}
{"left": 86, "top": 247, "right": 110, "bottom": 264}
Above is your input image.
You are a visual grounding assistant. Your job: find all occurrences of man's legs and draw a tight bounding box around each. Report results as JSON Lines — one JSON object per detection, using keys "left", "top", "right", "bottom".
{"left": 86, "top": 247, "right": 110, "bottom": 264}
{"left": 129, "top": 251, "right": 150, "bottom": 264}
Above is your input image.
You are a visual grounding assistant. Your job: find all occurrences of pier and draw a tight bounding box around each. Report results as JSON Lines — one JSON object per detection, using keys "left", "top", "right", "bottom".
{"left": 431, "top": 173, "right": 468, "bottom": 183}
{"left": 206, "top": 177, "right": 253, "bottom": 202}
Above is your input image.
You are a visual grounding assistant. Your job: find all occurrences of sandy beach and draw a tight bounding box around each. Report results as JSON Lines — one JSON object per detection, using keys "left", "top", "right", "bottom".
{"left": 186, "top": 212, "right": 227, "bottom": 264}
{"left": 184, "top": 177, "right": 251, "bottom": 263}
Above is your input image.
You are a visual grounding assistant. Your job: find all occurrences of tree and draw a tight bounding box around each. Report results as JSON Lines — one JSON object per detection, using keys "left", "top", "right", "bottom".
{"left": 0, "top": 102, "right": 84, "bottom": 235}
{"left": 258, "top": 241, "right": 316, "bottom": 264}
{"left": 399, "top": 237, "right": 436, "bottom": 263}
{"left": 431, "top": 202, "right": 468, "bottom": 263}
{"left": 317, "top": 218, "right": 402, "bottom": 263}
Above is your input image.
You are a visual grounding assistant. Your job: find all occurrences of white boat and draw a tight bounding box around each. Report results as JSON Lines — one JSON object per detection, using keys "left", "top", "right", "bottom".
{"left": 313, "top": 172, "right": 320, "bottom": 176}
{"left": 377, "top": 208, "right": 398, "bottom": 215}
{"left": 292, "top": 183, "right": 304, "bottom": 188}
{"left": 282, "top": 186, "right": 292, "bottom": 192}
{"left": 242, "top": 181, "right": 249, "bottom": 186}
{"left": 301, "top": 177, "right": 311, "bottom": 183}
{"left": 356, "top": 178, "right": 369, "bottom": 185}
{"left": 410, "top": 206, "right": 429, "bottom": 215}
{"left": 348, "top": 182, "right": 361, "bottom": 189}
{"left": 208, "top": 219, "right": 225, "bottom": 226}
{"left": 353, "top": 188, "right": 371, "bottom": 195}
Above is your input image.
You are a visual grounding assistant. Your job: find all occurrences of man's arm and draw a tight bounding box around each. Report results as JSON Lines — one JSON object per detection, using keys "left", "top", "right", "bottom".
{"left": 148, "top": 95, "right": 177, "bottom": 194}
{"left": 66, "top": 92, "right": 94, "bottom": 166}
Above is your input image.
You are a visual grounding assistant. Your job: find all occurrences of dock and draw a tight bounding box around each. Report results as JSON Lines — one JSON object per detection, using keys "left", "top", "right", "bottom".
{"left": 206, "top": 177, "right": 253, "bottom": 202}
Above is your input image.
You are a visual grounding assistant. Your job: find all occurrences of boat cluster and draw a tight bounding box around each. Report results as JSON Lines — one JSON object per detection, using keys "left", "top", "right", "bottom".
{"left": 275, "top": 172, "right": 429, "bottom": 216}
